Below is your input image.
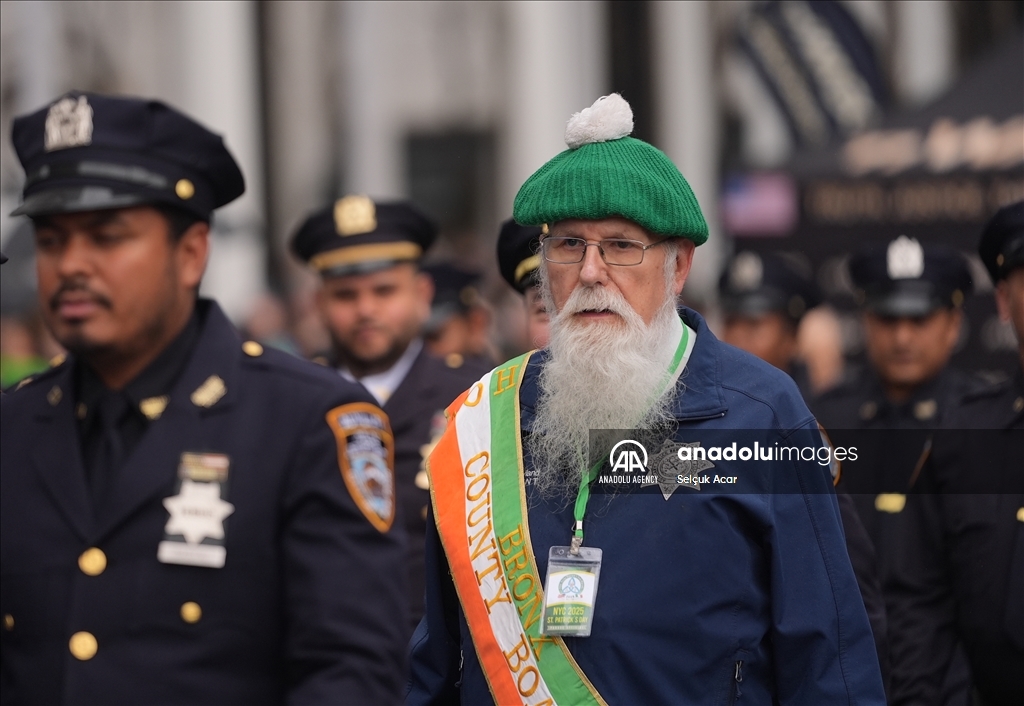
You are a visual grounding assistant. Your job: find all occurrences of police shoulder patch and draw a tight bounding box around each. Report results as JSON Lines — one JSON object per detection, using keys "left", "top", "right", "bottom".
{"left": 326, "top": 402, "right": 396, "bottom": 533}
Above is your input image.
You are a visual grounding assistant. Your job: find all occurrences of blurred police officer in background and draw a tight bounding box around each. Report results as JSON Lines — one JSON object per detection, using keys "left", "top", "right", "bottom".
{"left": 719, "top": 250, "right": 821, "bottom": 396}
{"left": 815, "top": 237, "right": 975, "bottom": 427}
{"left": 812, "top": 237, "right": 976, "bottom": 505}
{"left": 718, "top": 248, "right": 891, "bottom": 692}
{"left": 0, "top": 93, "right": 408, "bottom": 704}
{"left": 497, "top": 218, "right": 549, "bottom": 349}
{"left": 291, "top": 198, "right": 478, "bottom": 631}
{"left": 890, "top": 201, "right": 1024, "bottom": 706}
{"left": 421, "top": 262, "right": 496, "bottom": 371}
{"left": 811, "top": 236, "right": 976, "bottom": 705}
{"left": 719, "top": 249, "right": 847, "bottom": 395}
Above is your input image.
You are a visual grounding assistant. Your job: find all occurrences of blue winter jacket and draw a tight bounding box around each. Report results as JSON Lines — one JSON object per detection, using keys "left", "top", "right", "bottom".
{"left": 408, "top": 307, "right": 886, "bottom": 705}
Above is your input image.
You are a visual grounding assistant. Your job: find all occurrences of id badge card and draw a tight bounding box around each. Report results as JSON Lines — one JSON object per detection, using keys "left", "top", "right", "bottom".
{"left": 541, "top": 546, "right": 603, "bottom": 637}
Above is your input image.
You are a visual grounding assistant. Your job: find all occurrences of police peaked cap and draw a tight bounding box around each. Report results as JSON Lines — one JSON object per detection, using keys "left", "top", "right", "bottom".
{"left": 423, "top": 262, "right": 483, "bottom": 333}
{"left": 848, "top": 237, "right": 973, "bottom": 317}
{"left": 11, "top": 91, "right": 244, "bottom": 220}
{"left": 718, "top": 251, "right": 821, "bottom": 322}
{"left": 291, "top": 196, "right": 437, "bottom": 277}
{"left": 978, "top": 201, "right": 1024, "bottom": 282}
{"left": 497, "top": 218, "right": 543, "bottom": 294}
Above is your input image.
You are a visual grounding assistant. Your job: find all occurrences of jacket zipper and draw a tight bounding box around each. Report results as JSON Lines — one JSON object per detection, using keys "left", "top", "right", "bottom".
{"left": 728, "top": 660, "right": 743, "bottom": 705}
{"left": 679, "top": 411, "right": 728, "bottom": 423}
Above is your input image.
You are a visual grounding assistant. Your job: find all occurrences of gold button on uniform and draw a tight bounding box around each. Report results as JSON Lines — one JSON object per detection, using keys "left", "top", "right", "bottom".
{"left": 3, "top": 614, "right": 13, "bottom": 631}
{"left": 180, "top": 602, "right": 202, "bottom": 624}
{"left": 1017, "top": 507, "right": 1024, "bottom": 523}
{"left": 242, "top": 341, "right": 263, "bottom": 357}
{"left": 69, "top": 631, "right": 98, "bottom": 660}
{"left": 78, "top": 548, "right": 107, "bottom": 576}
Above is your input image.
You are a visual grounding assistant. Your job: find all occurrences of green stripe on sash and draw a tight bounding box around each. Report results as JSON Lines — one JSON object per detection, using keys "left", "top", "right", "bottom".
{"left": 487, "top": 353, "right": 606, "bottom": 706}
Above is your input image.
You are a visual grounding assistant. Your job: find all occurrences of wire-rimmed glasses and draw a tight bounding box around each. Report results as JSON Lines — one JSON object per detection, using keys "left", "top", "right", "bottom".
{"left": 540, "top": 236, "right": 668, "bottom": 266}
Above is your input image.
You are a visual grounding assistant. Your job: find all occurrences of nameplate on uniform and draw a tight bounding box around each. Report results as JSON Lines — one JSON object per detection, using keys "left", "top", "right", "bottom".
{"left": 158, "top": 452, "right": 235, "bottom": 568}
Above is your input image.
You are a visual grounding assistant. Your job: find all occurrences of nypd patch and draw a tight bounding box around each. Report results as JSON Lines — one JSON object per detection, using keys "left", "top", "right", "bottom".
{"left": 327, "top": 403, "right": 396, "bottom": 533}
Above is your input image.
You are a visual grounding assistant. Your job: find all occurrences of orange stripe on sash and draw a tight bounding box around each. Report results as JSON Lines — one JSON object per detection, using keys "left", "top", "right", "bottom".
{"left": 428, "top": 385, "right": 523, "bottom": 705}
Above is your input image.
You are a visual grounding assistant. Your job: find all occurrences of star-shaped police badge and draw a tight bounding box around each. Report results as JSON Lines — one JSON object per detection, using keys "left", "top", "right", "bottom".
{"left": 644, "top": 439, "right": 715, "bottom": 500}
{"left": 162, "top": 479, "right": 235, "bottom": 544}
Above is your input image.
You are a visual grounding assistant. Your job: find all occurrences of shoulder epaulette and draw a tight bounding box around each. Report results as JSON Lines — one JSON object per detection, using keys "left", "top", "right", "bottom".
{"left": 9, "top": 360, "right": 66, "bottom": 393}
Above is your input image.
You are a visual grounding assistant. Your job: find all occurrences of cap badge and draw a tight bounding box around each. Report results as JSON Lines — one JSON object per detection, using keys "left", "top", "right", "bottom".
{"left": 730, "top": 251, "right": 763, "bottom": 291}
{"left": 44, "top": 95, "right": 94, "bottom": 152}
{"left": 887, "top": 235, "right": 924, "bottom": 280}
{"left": 334, "top": 195, "right": 377, "bottom": 236}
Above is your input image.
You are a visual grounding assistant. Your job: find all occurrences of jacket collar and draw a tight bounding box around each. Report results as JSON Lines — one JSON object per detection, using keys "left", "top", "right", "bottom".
{"left": 27, "top": 363, "right": 94, "bottom": 540}
{"left": 671, "top": 307, "right": 729, "bottom": 420}
{"left": 28, "top": 299, "right": 243, "bottom": 541}
{"left": 95, "top": 299, "right": 241, "bottom": 537}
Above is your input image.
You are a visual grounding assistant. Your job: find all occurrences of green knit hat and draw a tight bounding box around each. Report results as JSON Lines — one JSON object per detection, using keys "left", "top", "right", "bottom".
{"left": 513, "top": 94, "right": 708, "bottom": 245}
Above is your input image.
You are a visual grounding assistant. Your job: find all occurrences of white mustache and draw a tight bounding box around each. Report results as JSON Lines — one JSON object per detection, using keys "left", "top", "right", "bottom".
{"left": 557, "top": 285, "right": 632, "bottom": 319}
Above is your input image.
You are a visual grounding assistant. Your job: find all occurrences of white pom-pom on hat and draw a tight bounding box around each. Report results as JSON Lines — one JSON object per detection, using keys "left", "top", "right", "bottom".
{"left": 564, "top": 93, "right": 634, "bottom": 150}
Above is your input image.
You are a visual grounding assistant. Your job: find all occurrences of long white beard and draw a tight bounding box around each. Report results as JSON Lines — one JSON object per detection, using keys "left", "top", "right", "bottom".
{"left": 528, "top": 265, "right": 683, "bottom": 498}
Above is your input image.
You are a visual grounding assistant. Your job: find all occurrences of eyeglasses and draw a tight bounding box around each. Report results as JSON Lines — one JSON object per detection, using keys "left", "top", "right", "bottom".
{"left": 540, "top": 236, "right": 668, "bottom": 267}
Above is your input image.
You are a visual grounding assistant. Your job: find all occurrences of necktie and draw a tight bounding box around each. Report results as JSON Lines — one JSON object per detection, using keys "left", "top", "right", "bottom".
{"left": 90, "top": 390, "right": 130, "bottom": 507}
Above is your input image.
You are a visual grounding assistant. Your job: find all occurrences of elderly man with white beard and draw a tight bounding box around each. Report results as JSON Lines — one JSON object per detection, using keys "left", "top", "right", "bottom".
{"left": 407, "top": 95, "right": 885, "bottom": 706}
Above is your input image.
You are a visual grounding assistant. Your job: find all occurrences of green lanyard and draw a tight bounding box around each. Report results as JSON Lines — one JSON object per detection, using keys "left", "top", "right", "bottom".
{"left": 569, "top": 322, "right": 691, "bottom": 554}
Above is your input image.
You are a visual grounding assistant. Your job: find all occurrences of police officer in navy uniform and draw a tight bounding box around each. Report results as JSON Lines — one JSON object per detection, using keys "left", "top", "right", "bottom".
{"left": 811, "top": 237, "right": 978, "bottom": 516}
{"left": 718, "top": 249, "right": 891, "bottom": 692}
{"left": 422, "top": 262, "right": 496, "bottom": 373}
{"left": 810, "top": 236, "right": 977, "bottom": 704}
{"left": 889, "top": 202, "right": 1024, "bottom": 706}
{"left": 718, "top": 250, "right": 821, "bottom": 397}
{"left": 497, "top": 218, "right": 549, "bottom": 349}
{"left": 0, "top": 92, "right": 408, "bottom": 705}
{"left": 291, "top": 200, "right": 480, "bottom": 631}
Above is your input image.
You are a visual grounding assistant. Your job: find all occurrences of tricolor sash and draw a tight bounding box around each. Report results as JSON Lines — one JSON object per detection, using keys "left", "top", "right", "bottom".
{"left": 427, "top": 352, "right": 606, "bottom": 706}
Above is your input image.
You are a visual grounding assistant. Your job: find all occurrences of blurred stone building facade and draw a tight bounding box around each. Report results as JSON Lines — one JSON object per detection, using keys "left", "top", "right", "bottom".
{"left": 1, "top": 0, "right": 1020, "bottom": 323}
